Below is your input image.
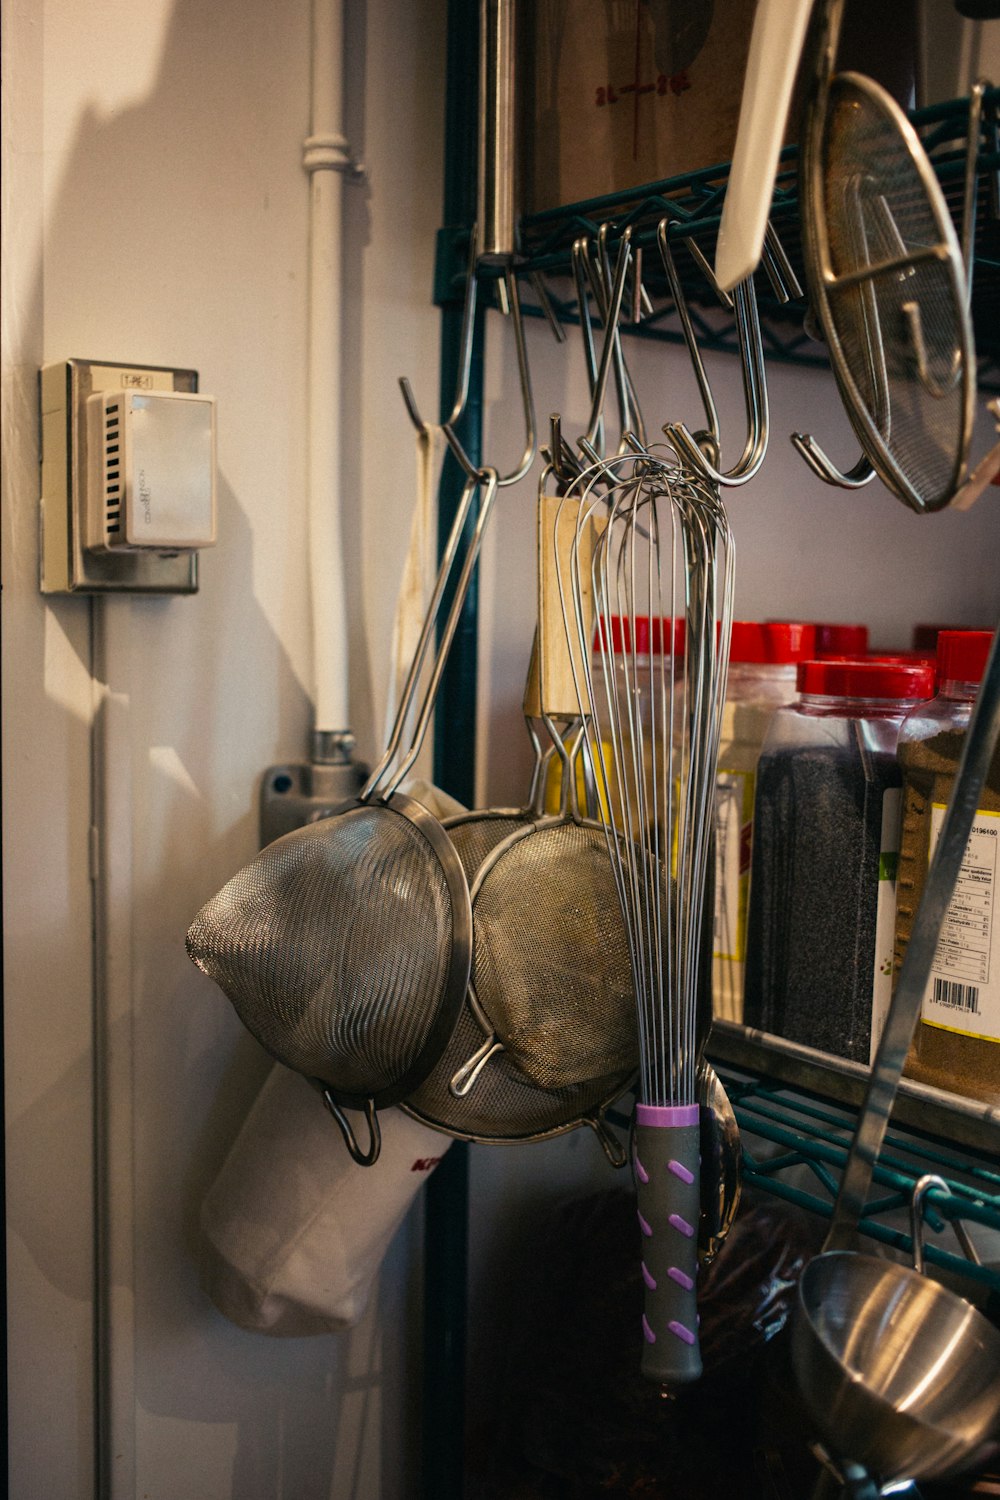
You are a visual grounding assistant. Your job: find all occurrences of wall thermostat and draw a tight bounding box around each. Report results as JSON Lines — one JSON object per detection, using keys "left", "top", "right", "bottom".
{"left": 85, "top": 388, "right": 216, "bottom": 553}
{"left": 39, "top": 358, "right": 217, "bottom": 595}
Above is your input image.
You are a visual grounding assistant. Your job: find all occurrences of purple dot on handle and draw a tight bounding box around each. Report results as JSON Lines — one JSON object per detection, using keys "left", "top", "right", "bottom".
{"left": 637, "top": 1210, "right": 652, "bottom": 1238}
{"left": 642, "top": 1314, "right": 656, "bottom": 1345}
{"left": 641, "top": 1261, "right": 657, "bottom": 1291}
{"left": 634, "top": 1155, "right": 649, "bottom": 1184}
{"left": 668, "top": 1320, "right": 696, "bottom": 1346}
{"left": 667, "top": 1266, "right": 694, "bottom": 1291}
{"left": 668, "top": 1159, "right": 694, "bottom": 1184}
{"left": 668, "top": 1212, "right": 694, "bottom": 1238}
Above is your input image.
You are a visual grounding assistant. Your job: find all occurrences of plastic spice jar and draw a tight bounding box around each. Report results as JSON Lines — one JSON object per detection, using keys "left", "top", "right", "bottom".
{"left": 894, "top": 630, "right": 1000, "bottom": 1105}
{"left": 743, "top": 657, "right": 936, "bottom": 1064}
{"left": 712, "top": 621, "right": 816, "bottom": 1024}
{"left": 815, "top": 622, "right": 870, "bottom": 656}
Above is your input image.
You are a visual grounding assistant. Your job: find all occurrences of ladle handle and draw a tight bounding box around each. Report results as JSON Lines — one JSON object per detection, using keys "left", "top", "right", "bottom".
{"left": 635, "top": 1106, "right": 703, "bottom": 1386}
{"left": 825, "top": 623, "right": 1000, "bottom": 1251}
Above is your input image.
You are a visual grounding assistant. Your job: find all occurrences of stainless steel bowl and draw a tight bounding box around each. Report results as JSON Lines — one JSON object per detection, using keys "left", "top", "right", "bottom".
{"left": 793, "top": 1249, "right": 1000, "bottom": 1486}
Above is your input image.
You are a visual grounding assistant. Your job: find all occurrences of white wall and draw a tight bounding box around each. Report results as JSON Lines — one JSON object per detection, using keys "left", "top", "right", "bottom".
{"left": 4, "top": 3, "right": 1000, "bottom": 1498}
{"left": 3, "top": 1, "right": 449, "bottom": 1496}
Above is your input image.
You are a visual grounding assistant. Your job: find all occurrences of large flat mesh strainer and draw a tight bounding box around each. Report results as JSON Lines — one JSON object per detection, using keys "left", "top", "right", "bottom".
{"left": 796, "top": 0, "right": 976, "bottom": 510}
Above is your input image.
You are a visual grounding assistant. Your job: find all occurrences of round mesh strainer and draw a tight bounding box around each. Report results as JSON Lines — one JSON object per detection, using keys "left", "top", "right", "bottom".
{"left": 446, "top": 809, "right": 533, "bottom": 884}
{"left": 401, "top": 977, "right": 633, "bottom": 1149}
{"left": 467, "top": 817, "right": 638, "bottom": 1090}
{"left": 802, "top": 59, "right": 975, "bottom": 511}
{"left": 187, "top": 794, "right": 472, "bottom": 1107}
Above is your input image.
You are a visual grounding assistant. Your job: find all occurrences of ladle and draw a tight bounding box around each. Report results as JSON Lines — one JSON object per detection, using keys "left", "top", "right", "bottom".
{"left": 791, "top": 627, "right": 1000, "bottom": 1496}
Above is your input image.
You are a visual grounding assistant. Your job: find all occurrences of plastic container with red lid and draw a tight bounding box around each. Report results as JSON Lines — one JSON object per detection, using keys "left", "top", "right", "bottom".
{"left": 894, "top": 629, "right": 1000, "bottom": 1106}
{"left": 795, "top": 656, "right": 935, "bottom": 701}
{"left": 934, "top": 628, "right": 993, "bottom": 686}
{"left": 815, "top": 622, "right": 870, "bottom": 657}
{"left": 766, "top": 620, "right": 870, "bottom": 658}
{"left": 743, "top": 655, "right": 935, "bottom": 1065}
{"left": 712, "top": 623, "right": 818, "bottom": 1024}
{"left": 593, "top": 615, "right": 685, "bottom": 658}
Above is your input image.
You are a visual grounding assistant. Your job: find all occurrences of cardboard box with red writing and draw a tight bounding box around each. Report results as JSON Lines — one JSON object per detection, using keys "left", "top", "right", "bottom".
{"left": 522, "top": 0, "right": 758, "bottom": 214}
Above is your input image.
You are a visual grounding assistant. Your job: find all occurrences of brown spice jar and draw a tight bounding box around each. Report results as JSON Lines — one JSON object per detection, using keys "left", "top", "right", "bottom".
{"left": 894, "top": 728, "right": 1000, "bottom": 1105}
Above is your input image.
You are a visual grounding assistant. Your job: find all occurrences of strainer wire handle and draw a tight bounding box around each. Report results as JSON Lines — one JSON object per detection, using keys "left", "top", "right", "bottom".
{"left": 363, "top": 467, "right": 499, "bottom": 801}
{"left": 322, "top": 1088, "right": 382, "bottom": 1167}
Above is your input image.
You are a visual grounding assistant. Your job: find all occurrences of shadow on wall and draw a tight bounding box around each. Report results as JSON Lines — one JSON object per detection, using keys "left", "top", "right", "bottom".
{"left": 7, "top": 0, "right": 430, "bottom": 1494}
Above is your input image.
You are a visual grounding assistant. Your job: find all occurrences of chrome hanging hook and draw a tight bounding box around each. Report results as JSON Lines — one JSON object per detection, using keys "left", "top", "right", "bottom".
{"left": 659, "top": 222, "right": 769, "bottom": 486}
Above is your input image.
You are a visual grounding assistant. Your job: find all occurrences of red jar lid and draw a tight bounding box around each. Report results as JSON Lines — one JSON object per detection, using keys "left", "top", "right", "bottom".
{"left": 797, "top": 657, "right": 936, "bottom": 700}
{"left": 936, "top": 630, "right": 994, "bottom": 684}
{"left": 731, "top": 620, "right": 816, "bottom": 663}
{"left": 912, "top": 623, "right": 966, "bottom": 651}
{"left": 815, "top": 622, "right": 869, "bottom": 656}
{"left": 594, "top": 616, "right": 685, "bottom": 656}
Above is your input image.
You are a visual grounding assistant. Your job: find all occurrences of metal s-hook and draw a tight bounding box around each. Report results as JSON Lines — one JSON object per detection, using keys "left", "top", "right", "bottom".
{"left": 595, "top": 223, "right": 647, "bottom": 449}
{"left": 401, "top": 257, "right": 536, "bottom": 488}
{"left": 656, "top": 220, "right": 722, "bottom": 455}
{"left": 399, "top": 228, "right": 479, "bottom": 439}
{"left": 662, "top": 233, "right": 770, "bottom": 486}
{"left": 572, "top": 237, "right": 606, "bottom": 457}
{"left": 443, "top": 262, "right": 536, "bottom": 486}
{"left": 791, "top": 431, "right": 876, "bottom": 488}
{"left": 580, "top": 228, "right": 634, "bottom": 453}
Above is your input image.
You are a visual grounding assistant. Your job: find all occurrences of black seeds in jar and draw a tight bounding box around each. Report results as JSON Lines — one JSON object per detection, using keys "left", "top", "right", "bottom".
{"left": 743, "top": 743, "right": 902, "bottom": 1063}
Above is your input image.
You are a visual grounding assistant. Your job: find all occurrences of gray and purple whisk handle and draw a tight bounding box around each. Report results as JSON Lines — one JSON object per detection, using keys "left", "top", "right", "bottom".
{"left": 634, "top": 1102, "right": 703, "bottom": 1386}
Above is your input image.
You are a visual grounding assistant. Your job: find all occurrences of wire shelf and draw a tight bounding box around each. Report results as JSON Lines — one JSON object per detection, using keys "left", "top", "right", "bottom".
{"left": 454, "top": 87, "right": 1000, "bottom": 388}
{"left": 707, "top": 1050, "right": 1000, "bottom": 1303}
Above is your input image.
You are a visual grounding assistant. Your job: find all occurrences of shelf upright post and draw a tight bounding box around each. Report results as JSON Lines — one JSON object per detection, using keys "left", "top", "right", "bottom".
{"left": 422, "top": 2, "right": 482, "bottom": 1498}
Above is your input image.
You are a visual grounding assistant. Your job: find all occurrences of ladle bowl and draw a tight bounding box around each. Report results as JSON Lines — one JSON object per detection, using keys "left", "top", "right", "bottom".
{"left": 793, "top": 1249, "right": 1000, "bottom": 1487}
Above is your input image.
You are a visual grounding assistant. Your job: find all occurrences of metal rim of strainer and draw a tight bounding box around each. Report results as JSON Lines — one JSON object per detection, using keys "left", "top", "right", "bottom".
{"left": 186, "top": 789, "right": 474, "bottom": 1114}
{"left": 801, "top": 64, "right": 976, "bottom": 513}
{"left": 309, "top": 789, "right": 474, "bottom": 1114}
{"left": 457, "top": 809, "right": 639, "bottom": 1094}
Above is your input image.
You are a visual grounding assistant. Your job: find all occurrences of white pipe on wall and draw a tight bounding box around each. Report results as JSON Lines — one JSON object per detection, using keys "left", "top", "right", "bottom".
{"left": 303, "top": 0, "right": 352, "bottom": 738}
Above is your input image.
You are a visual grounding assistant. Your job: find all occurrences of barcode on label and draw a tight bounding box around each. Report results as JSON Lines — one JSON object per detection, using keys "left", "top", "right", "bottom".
{"left": 932, "top": 978, "right": 980, "bottom": 1014}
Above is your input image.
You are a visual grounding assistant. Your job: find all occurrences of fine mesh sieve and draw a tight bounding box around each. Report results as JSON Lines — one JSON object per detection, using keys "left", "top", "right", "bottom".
{"left": 401, "top": 986, "right": 631, "bottom": 1157}
{"left": 443, "top": 473, "right": 638, "bottom": 1101}
{"left": 399, "top": 469, "right": 639, "bottom": 1152}
{"left": 464, "top": 815, "right": 639, "bottom": 1091}
{"left": 187, "top": 469, "right": 498, "bottom": 1165}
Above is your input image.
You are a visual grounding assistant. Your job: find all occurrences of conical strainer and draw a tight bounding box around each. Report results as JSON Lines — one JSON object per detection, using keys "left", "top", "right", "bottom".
{"left": 187, "top": 468, "right": 498, "bottom": 1164}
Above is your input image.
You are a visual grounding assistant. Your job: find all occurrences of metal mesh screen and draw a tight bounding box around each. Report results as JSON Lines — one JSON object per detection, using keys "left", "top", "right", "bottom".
{"left": 820, "top": 74, "right": 971, "bottom": 509}
{"left": 402, "top": 989, "right": 632, "bottom": 1141}
{"left": 186, "top": 806, "right": 456, "bottom": 1096}
{"left": 446, "top": 812, "right": 531, "bottom": 884}
{"left": 470, "top": 821, "right": 638, "bottom": 1090}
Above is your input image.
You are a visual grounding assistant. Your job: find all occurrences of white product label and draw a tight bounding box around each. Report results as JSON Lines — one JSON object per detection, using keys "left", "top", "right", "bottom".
{"left": 870, "top": 788, "right": 902, "bottom": 1065}
{"left": 922, "top": 804, "right": 1000, "bottom": 1044}
{"left": 713, "top": 769, "right": 754, "bottom": 964}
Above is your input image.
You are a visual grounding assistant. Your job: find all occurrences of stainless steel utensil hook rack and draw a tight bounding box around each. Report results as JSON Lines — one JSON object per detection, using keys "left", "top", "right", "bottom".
{"left": 502, "top": 86, "right": 1000, "bottom": 392}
